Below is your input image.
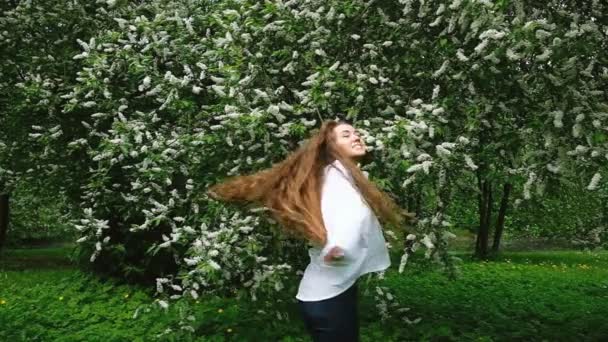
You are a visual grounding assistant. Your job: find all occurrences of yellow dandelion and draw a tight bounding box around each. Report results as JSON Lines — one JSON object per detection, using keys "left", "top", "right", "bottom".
{"left": 0, "top": 299, "right": 6, "bottom": 305}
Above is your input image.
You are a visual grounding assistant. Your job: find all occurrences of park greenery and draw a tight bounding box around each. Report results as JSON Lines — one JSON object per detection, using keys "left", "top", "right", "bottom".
{"left": 0, "top": 0, "right": 607, "bottom": 340}
{"left": 1, "top": 246, "right": 607, "bottom": 340}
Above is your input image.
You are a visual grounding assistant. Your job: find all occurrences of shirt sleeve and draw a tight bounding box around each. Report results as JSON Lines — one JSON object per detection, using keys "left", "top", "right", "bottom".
{"left": 319, "top": 166, "right": 368, "bottom": 266}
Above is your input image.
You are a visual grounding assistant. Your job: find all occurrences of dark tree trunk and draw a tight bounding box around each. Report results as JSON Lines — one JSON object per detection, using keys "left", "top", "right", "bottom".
{"left": 407, "top": 194, "right": 414, "bottom": 214}
{"left": 486, "top": 182, "right": 494, "bottom": 240}
{"left": 406, "top": 185, "right": 422, "bottom": 218}
{"left": 415, "top": 190, "right": 421, "bottom": 217}
{"left": 492, "top": 182, "right": 512, "bottom": 252}
{"left": 475, "top": 175, "right": 493, "bottom": 259}
{"left": 600, "top": 192, "right": 608, "bottom": 226}
{"left": 0, "top": 193, "right": 9, "bottom": 253}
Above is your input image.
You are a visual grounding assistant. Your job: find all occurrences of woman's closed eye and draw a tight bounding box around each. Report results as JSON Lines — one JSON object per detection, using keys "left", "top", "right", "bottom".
{"left": 342, "top": 132, "right": 361, "bottom": 139}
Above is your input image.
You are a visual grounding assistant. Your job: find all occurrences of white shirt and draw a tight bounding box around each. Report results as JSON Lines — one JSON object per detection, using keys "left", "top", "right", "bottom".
{"left": 296, "top": 159, "right": 391, "bottom": 301}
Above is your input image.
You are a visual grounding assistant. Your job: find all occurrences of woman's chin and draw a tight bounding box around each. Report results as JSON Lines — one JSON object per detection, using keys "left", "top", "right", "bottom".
{"left": 349, "top": 151, "right": 366, "bottom": 160}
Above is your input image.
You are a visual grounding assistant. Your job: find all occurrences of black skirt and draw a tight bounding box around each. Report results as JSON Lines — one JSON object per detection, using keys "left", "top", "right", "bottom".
{"left": 296, "top": 280, "right": 359, "bottom": 342}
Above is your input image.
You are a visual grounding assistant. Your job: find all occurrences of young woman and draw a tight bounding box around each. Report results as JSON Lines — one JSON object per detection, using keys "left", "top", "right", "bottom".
{"left": 207, "top": 119, "right": 414, "bottom": 341}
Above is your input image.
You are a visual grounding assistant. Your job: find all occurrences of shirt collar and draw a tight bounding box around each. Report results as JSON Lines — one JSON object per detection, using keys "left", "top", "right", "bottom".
{"left": 329, "top": 159, "right": 354, "bottom": 181}
{"left": 330, "top": 159, "right": 368, "bottom": 180}
{"left": 331, "top": 159, "right": 347, "bottom": 171}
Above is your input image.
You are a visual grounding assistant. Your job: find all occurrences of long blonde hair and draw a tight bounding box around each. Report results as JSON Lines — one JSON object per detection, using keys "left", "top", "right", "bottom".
{"left": 206, "top": 119, "right": 414, "bottom": 246}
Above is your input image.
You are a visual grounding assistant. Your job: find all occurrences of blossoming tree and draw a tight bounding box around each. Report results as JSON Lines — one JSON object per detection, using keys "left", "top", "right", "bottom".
{"left": 2, "top": 0, "right": 606, "bottom": 336}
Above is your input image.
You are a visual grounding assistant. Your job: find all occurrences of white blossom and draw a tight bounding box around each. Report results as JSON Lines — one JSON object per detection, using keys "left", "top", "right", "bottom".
{"left": 464, "top": 154, "right": 478, "bottom": 170}
{"left": 157, "top": 300, "right": 169, "bottom": 309}
{"left": 587, "top": 172, "right": 601, "bottom": 190}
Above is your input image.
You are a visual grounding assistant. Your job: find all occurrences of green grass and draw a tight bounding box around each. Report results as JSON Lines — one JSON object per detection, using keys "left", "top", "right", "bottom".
{"left": 0, "top": 245, "right": 76, "bottom": 270}
{"left": 1, "top": 246, "right": 607, "bottom": 341}
{"left": 377, "top": 250, "right": 608, "bottom": 341}
{"left": 0, "top": 246, "right": 177, "bottom": 341}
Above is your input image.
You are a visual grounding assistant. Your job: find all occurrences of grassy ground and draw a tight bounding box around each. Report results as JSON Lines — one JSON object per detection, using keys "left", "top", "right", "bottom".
{"left": 1, "top": 245, "right": 607, "bottom": 341}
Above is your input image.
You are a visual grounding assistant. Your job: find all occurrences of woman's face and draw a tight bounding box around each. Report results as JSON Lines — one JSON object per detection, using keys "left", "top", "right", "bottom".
{"left": 332, "top": 123, "right": 366, "bottom": 161}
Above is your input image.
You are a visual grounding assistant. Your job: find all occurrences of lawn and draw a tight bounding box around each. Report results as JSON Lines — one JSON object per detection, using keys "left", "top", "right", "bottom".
{"left": 1, "top": 246, "right": 607, "bottom": 341}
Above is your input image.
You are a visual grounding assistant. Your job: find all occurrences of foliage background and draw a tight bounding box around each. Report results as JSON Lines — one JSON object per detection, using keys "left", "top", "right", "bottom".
{"left": 1, "top": 0, "right": 607, "bottom": 337}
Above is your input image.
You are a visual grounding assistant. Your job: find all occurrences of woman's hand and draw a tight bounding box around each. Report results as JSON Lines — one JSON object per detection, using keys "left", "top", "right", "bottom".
{"left": 206, "top": 189, "right": 220, "bottom": 200}
{"left": 323, "top": 246, "right": 345, "bottom": 263}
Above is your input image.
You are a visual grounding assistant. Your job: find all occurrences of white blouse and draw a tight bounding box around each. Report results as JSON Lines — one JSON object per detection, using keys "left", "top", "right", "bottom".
{"left": 295, "top": 159, "right": 391, "bottom": 302}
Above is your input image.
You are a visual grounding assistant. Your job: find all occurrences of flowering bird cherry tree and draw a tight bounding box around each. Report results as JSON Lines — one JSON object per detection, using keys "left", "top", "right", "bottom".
{"left": 3, "top": 0, "right": 607, "bottom": 337}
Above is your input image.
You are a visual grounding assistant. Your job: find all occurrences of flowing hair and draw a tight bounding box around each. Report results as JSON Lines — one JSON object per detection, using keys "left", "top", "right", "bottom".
{"left": 206, "top": 119, "right": 415, "bottom": 247}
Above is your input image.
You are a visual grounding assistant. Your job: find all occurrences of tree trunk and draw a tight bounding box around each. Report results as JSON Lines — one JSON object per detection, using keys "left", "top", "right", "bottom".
{"left": 600, "top": 192, "right": 608, "bottom": 226}
{"left": 406, "top": 192, "right": 415, "bottom": 215}
{"left": 475, "top": 176, "right": 493, "bottom": 259}
{"left": 404, "top": 185, "right": 422, "bottom": 246}
{"left": 405, "top": 185, "right": 422, "bottom": 217}
{"left": 491, "top": 182, "right": 512, "bottom": 252}
{"left": 415, "top": 190, "right": 421, "bottom": 216}
{"left": 0, "top": 193, "right": 9, "bottom": 253}
{"left": 484, "top": 181, "right": 493, "bottom": 255}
